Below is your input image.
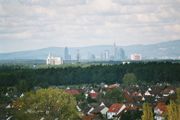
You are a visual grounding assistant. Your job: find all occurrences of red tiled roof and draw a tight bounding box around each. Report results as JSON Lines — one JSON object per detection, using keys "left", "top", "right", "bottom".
{"left": 108, "top": 103, "right": 123, "bottom": 113}
{"left": 82, "top": 114, "right": 96, "bottom": 120}
{"left": 123, "top": 91, "right": 134, "bottom": 103}
{"left": 89, "top": 93, "right": 98, "bottom": 99}
{"left": 155, "top": 102, "right": 167, "bottom": 113}
{"left": 65, "top": 89, "right": 80, "bottom": 95}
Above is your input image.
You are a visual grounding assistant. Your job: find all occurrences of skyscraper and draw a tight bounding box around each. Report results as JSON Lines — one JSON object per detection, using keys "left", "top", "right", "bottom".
{"left": 76, "top": 49, "right": 80, "bottom": 62}
{"left": 113, "top": 42, "right": 118, "bottom": 59}
{"left": 90, "top": 54, "right": 96, "bottom": 61}
{"left": 104, "top": 50, "right": 110, "bottom": 60}
{"left": 112, "top": 42, "right": 126, "bottom": 61}
{"left": 64, "top": 47, "right": 71, "bottom": 60}
{"left": 117, "top": 48, "right": 126, "bottom": 60}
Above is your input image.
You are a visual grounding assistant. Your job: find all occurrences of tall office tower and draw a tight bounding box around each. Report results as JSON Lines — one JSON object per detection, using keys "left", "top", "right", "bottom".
{"left": 117, "top": 48, "right": 126, "bottom": 60}
{"left": 104, "top": 50, "right": 110, "bottom": 60}
{"left": 112, "top": 42, "right": 119, "bottom": 60}
{"left": 100, "top": 53, "right": 104, "bottom": 61}
{"left": 113, "top": 42, "right": 118, "bottom": 59}
{"left": 76, "top": 49, "right": 80, "bottom": 62}
{"left": 64, "top": 47, "right": 71, "bottom": 60}
{"left": 90, "top": 54, "right": 96, "bottom": 61}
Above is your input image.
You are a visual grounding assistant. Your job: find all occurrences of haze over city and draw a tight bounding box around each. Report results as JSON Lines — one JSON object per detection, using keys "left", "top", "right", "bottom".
{"left": 0, "top": 0, "right": 180, "bottom": 53}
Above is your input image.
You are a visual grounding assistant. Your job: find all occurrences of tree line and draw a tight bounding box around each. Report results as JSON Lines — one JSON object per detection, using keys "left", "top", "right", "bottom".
{"left": 0, "top": 62, "right": 180, "bottom": 91}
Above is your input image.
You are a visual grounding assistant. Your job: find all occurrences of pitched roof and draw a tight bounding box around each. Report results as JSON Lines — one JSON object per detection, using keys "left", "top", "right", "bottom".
{"left": 91, "top": 106, "right": 106, "bottom": 114}
{"left": 108, "top": 84, "right": 120, "bottom": 89}
{"left": 89, "top": 93, "right": 98, "bottom": 99}
{"left": 90, "top": 89, "right": 96, "bottom": 93}
{"left": 82, "top": 114, "right": 96, "bottom": 120}
{"left": 144, "top": 91, "right": 151, "bottom": 96}
{"left": 99, "top": 102, "right": 105, "bottom": 107}
{"left": 124, "top": 103, "right": 139, "bottom": 111}
{"left": 65, "top": 89, "right": 80, "bottom": 95}
{"left": 155, "top": 102, "right": 167, "bottom": 113}
{"left": 123, "top": 90, "right": 134, "bottom": 103}
{"left": 108, "top": 103, "right": 124, "bottom": 113}
{"left": 162, "top": 87, "right": 175, "bottom": 95}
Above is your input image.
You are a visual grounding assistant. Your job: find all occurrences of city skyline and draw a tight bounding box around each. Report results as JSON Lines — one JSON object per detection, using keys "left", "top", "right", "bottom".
{"left": 0, "top": 0, "right": 180, "bottom": 53}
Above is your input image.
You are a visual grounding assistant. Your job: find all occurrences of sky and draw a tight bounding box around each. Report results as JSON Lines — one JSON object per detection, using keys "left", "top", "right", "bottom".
{"left": 0, "top": 0, "right": 180, "bottom": 53}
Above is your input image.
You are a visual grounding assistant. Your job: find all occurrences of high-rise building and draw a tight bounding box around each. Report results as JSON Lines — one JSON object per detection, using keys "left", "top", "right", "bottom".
{"left": 76, "top": 49, "right": 80, "bottom": 62}
{"left": 116, "top": 48, "right": 126, "bottom": 60}
{"left": 131, "top": 53, "right": 142, "bottom": 60}
{"left": 64, "top": 47, "right": 71, "bottom": 60}
{"left": 46, "top": 53, "right": 63, "bottom": 65}
{"left": 113, "top": 42, "right": 118, "bottom": 59}
{"left": 90, "top": 54, "right": 96, "bottom": 61}
{"left": 103, "top": 50, "right": 110, "bottom": 60}
{"left": 112, "top": 42, "right": 126, "bottom": 60}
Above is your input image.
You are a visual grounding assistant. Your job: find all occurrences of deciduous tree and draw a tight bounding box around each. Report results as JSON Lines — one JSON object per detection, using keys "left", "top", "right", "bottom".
{"left": 141, "top": 102, "right": 153, "bottom": 120}
{"left": 13, "top": 88, "right": 80, "bottom": 120}
{"left": 167, "top": 100, "right": 180, "bottom": 120}
{"left": 122, "top": 73, "right": 137, "bottom": 85}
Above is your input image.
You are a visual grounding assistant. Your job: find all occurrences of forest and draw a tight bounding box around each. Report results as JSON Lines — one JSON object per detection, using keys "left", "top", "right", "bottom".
{"left": 0, "top": 62, "right": 180, "bottom": 91}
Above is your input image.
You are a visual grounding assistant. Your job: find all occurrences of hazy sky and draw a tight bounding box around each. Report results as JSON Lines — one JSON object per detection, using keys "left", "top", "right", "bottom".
{"left": 0, "top": 0, "right": 180, "bottom": 53}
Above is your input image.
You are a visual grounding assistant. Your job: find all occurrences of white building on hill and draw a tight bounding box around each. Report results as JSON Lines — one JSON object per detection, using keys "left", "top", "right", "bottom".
{"left": 46, "top": 53, "right": 63, "bottom": 65}
{"left": 130, "top": 53, "right": 142, "bottom": 60}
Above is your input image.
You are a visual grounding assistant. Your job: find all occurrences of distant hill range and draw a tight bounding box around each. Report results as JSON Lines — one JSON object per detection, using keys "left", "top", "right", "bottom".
{"left": 0, "top": 40, "right": 180, "bottom": 60}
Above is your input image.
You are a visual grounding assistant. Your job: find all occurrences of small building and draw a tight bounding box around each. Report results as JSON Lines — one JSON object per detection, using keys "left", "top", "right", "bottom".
{"left": 107, "top": 83, "right": 120, "bottom": 90}
{"left": 65, "top": 89, "right": 80, "bottom": 95}
{"left": 144, "top": 90, "right": 151, "bottom": 96}
{"left": 91, "top": 102, "right": 109, "bottom": 118}
{"left": 89, "top": 90, "right": 98, "bottom": 99}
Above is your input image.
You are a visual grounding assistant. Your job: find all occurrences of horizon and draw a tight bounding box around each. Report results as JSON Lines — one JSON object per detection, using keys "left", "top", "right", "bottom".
{"left": 0, "top": 0, "right": 180, "bottom": 53}
{"left": 0, "top": 39, "right": 179, "bottom": 54}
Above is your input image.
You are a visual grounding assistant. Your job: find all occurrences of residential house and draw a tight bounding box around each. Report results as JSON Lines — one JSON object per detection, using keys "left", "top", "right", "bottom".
{"left": 154, "top": 102, "right": 167, "bottom": 120}
{"left": 107, "top": 103, "right": 126, "bottom": 120}
{"left": 89, "top": 90, "right": 98, "bottom": 99}
{"left": 65, "top": 89, "right": 80, "bottom": 95}
{"left": 90, "top": 102, "right": 109, "bottom": 118}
